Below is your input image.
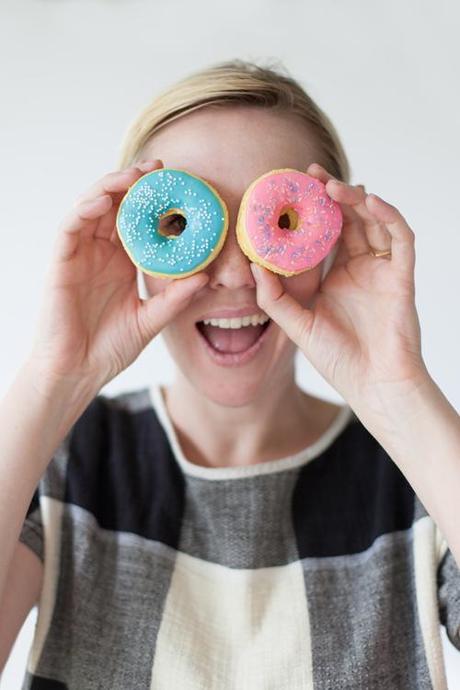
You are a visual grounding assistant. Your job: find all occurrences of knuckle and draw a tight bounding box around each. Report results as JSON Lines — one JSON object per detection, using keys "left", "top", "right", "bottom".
{"left": 99, "top": 170, "right": 126, "bottom": 188}
{"left": 137, "top": 308, "right": 159, "bottom": 342}
{"left": 73, "top": 187, "right": 97, "bottom": 207}
{"left": 295, "top": 312, "right": 312, "bottom": 344}
{"left": 116, "top": 166, "right": 138, "bottom": 176}
{"left": 105, "top": 170, "right": 123, "bottom": 181}
{"left": 57, "top": 212, "right": 73, "bottom": 232}
{"left": 295, "top": 319, "right": 307, "bottom": 344}
{"left": 73, "top": 168, "right": 137, "bottom": 209}
{"left": 73, "top": 196, "right": 85, "bottom": 208}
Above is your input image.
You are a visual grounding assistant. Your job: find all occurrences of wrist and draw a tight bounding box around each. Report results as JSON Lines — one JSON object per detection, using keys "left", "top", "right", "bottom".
{"left": 18, "top": 358, "right": 102, "bottom": 423}
{"left": 350, "top": 373, "right": 454, "bottom": 457}
{"left": 348, "top": 369, "right": 436, "bottom": 434}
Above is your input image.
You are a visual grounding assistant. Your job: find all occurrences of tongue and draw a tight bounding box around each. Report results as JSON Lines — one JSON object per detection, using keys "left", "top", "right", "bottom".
{"left": 200, "top": 324, "right": 265, "bottom": 353}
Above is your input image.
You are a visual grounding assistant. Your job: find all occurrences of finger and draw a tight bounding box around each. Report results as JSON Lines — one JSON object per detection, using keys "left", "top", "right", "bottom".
{"left": 306, "top": 162, "right": 336, "bottom": 184}
{"left": 307, "top": 163, "right": 367, "bottom": 195}
{"left": 307, "top": 164, "right": 372, "bottom": 259}
{"left": 79, "top": 160, "right": 164, "bottom": 242}
{"left": 110, "top": 223, "right": 124, "bottom": 249}
{"left": 365, "top": 194, "right": 415, "bottom": 274}
{"left": 101, "top": 161, "right": 164, "bottom": 247}
{"left": 249, "top": 263, "right": 313, "bottom": 352}
{"left": 74, "top": 160, "right": 163, "bottom": 206}
{"left": 53, "top": 194, "right": 113, "bottom": 262}
{"left": 326, "top": 180, "right": 392, "bottom": 254}
{"left": 137, "top": 272, "right": 209, "bottom": 342}
{"left": 72, "top": 168, "right": 139, "bottom": 211}
{"left": 306, "top": 163, "right": 366, "bottom": 194}
{"left": 93, "top": 196, "right": 125, "bottom": 243}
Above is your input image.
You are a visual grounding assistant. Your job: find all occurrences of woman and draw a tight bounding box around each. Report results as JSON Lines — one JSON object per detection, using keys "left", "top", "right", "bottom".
{"left": 1, "top": 59, "right": 459, "bottom": 689}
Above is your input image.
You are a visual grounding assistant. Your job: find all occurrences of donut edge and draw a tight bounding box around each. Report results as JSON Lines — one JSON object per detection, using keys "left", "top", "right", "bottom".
{"left": 116, "top": 168, "right": 229, "bottom": 280}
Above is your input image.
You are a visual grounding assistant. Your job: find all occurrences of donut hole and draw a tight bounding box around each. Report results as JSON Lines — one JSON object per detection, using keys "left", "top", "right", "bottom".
{"left": 158, "top": 208, "right": 187, "bottom": 238}
{"left": 278, "top": 206, "right": 299, "bottom": 231}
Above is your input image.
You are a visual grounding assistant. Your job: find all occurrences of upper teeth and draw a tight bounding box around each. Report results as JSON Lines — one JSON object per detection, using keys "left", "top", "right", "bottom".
{"left": 202, "top": 314, "right": 270, "bottom": 329}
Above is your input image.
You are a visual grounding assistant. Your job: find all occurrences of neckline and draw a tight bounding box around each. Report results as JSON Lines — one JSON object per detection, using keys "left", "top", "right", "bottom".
{"left": 148, "top": 383, "right": 355, "bottom": 481}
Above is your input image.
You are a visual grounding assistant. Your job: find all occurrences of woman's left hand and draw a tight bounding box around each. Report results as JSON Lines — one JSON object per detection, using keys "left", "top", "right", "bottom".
{"left": 250, "top": 162, "right": 431, "bottom": 416}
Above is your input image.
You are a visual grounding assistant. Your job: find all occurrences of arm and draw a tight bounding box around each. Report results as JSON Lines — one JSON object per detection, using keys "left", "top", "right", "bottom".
{"left": 0, "top": 157, "right": 211, "bottom": 674}
{"left": 353, "top": 374, "right": 460, "bottom": 568}
{"left": 0, "top": 542, "right": 44, "bottom": 672}
{"left": 0, "top": 158, "right": 208, "bottom": 658}
{"left": 0, "top": 359, "right": 98, "bottom": 607}
{"left": 251, "top": 162, "right": 460, "bottom": 566}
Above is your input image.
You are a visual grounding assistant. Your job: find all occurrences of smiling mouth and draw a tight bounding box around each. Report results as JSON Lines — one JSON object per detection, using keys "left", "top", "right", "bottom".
{"left": 195, "top": 319, "right": 271, "bottom": 355}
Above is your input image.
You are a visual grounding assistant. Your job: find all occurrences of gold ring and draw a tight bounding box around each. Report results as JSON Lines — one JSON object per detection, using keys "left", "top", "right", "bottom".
{"left": 369, "top": 248, "right": 392, "bottom": 258}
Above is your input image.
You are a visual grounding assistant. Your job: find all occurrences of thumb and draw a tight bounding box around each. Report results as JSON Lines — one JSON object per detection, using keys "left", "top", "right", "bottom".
{"left": 250, "top": 263, "right": 314, "bottom": 351}
{"left": 137, "top": 272, "right": 209, "bottom": 342}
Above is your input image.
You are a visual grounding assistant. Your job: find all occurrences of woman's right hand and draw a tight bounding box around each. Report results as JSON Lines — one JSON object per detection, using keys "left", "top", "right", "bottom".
{"left": 27, "top": 159, "right": 209, "bottom": 393}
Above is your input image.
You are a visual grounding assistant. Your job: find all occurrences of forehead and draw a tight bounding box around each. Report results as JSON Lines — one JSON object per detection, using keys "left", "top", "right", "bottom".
{"left": 140, "top": 105, "right": 320, "bottom": 198}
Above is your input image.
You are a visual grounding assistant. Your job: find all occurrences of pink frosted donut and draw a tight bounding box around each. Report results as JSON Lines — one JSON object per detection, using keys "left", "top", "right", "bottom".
{"left": 236, "top": 168, "right": 343, "bottom": 277}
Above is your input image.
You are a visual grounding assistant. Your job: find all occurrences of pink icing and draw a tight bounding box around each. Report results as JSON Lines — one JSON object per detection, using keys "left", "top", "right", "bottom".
{"left": 245, "top": 170, "right": 343, "bottom": 273}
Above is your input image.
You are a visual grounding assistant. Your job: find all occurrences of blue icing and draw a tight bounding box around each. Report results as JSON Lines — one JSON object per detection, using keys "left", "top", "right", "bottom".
{"left": 117, "top": 169, "right": 227, "bottom": 275}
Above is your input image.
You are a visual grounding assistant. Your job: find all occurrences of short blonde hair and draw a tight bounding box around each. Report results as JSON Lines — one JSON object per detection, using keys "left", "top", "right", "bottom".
{"left": 118, "top": 59, "right": 350, "bottom": 284}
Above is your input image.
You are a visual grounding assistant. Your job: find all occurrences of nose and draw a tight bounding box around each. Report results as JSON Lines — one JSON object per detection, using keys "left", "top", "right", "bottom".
{"left": 205, "top": 220, "right": 256, "bottom": 290}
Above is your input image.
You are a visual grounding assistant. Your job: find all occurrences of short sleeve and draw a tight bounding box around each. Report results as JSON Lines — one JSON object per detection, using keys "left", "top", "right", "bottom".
{"left": 18, "top": 485, "right": 45, "bottom": 562}
{"left": 437, "top": 535, "right": 460, "bottom": 650}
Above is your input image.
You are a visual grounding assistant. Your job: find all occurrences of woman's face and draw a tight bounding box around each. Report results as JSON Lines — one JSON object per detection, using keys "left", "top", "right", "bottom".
{"left": 140, "top": 105, "right": 332, "bottom": 407}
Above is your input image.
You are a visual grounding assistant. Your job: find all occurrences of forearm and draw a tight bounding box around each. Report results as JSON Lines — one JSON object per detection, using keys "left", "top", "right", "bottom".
{"left": 0, "top": 359, "right": 98, "bottom": 602}
{"left": 352, "top": 375, "right": 460, "bottom": 567}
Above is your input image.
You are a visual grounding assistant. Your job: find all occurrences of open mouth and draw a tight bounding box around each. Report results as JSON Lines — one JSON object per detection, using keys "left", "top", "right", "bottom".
{"left": 195, "top": 318, "right": 272, "bottom": 364}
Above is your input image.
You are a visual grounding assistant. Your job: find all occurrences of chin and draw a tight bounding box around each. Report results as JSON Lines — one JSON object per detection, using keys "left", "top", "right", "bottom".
{"left": 162, "top": 322, "right": 297, "bottom": 409}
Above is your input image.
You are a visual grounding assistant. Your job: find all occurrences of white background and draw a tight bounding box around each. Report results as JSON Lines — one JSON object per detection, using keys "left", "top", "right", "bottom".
{"left": 0, "top": 0, "right": 459, "bottom": 687}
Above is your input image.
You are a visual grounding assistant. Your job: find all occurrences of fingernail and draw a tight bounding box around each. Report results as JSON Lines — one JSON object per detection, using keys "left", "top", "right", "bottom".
{"left": 137, "top": 160, "right": 162, "bottom": 172}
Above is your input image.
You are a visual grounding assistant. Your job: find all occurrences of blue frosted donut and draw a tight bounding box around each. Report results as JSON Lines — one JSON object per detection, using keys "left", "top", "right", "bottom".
{"left": 116, "top": 168, "right": 229, "bottom": 279}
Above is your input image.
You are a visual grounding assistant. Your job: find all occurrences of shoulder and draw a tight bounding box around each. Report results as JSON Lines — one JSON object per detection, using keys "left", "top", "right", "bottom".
{"left": 66, "top": 384, "right": 157, "bottom": 477}
{"left": 61, "top": 385, "right": 183, "bottom": 534}
{"left": 69, "top": 386, "right": 156, "bottom": 453}
{"left": 35, "top": 386, "right": 163, "bottom": 508}
{"left": 76, "top": 385, "right": 152, "bottom": 426}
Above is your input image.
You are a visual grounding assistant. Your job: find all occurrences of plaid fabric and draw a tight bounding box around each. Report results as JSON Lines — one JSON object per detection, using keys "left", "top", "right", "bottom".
{"left": 18, "top": 384, "right": 460, "bottom": 689}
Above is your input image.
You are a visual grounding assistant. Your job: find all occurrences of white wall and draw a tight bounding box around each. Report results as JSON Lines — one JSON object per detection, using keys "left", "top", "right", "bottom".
{"left": 1, "top": 0, "right": 459, "bottom": 687}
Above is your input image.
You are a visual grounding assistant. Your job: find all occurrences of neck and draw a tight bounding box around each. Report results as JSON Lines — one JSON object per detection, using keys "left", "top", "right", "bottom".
{"left": 160, "top": 369, "right": 331, "bottom": 469}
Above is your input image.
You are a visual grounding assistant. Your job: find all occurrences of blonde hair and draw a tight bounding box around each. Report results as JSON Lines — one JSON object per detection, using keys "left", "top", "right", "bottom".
{"left": 117, "top": 59, "right": 350, "bottom": 289}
